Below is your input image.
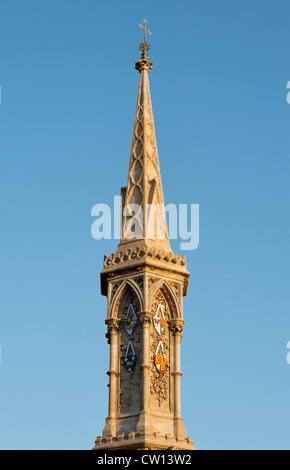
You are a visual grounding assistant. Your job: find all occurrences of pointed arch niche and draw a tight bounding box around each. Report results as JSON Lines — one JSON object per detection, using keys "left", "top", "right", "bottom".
{"left": 109, "top": 279, "right": 143, "bottom": 320}
{"left": 114, "top": 281, "right": 143, "bottom": 421}
{"left": 149, "top": 280, "right": 181, "bottom": 321}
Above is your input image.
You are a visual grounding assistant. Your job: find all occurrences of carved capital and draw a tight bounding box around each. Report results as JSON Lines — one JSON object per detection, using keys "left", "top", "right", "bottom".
{"left": 168, "top": 319, "right": 185, "bottom": 336}
{"left": 135, "top": 56, "right": 153, "bottom": 73}
{"left": 138, "top": 311, "right": 153, "bottom": 326}
{"left": 105, "top": 318, "right": 121, "bottom": 342}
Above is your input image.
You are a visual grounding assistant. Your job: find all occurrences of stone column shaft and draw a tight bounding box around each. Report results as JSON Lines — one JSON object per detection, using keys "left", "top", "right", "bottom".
{"left": 108, "top": 327, "right": 118, "bottom": 418}
{"left": 173, "top": 332, "right": 182, "bottom": 419}
{"left": 103, "top": 318, "right": 120, "bottom": 438}
{"left": 142, "top": 315, "right": 151, "bottom": 412}
{"left": 136, "top": 312, "right": 152, "bottom": 434}
{"left": 169, "top": 320, "right": 185, "bottom": 421}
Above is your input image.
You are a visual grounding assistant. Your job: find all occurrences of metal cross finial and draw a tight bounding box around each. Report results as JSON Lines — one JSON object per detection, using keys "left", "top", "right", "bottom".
{"left": 139, "top": 19, "right": 152, "bottom": 44}
{"left": 135, "top": 19, "right": 153, "bottom": 72}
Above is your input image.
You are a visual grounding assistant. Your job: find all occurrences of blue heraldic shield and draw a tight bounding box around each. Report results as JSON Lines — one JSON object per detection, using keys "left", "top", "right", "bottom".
{"left": 123, "top": 341, "right": 137, "bottom": 372}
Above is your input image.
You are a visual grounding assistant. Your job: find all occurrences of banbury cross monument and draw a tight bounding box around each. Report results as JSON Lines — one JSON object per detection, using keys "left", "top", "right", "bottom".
{"left": 93, "top": 21, "right": 196, "bottom": 451}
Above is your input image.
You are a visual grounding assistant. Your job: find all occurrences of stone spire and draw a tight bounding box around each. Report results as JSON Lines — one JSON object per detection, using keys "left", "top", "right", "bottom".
{"left": 119, "top": 21, "right": 171, "bottom": 254}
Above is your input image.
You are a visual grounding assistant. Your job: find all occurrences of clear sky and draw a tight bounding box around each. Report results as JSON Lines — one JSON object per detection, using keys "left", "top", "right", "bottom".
{"left": 0, "top": 0, "right": 290, "bottom": 450}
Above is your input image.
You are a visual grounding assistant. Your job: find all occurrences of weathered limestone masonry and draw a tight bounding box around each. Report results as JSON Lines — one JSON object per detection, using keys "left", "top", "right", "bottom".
{"left": 93, "top": 22, "right": 196, "bottom": 451}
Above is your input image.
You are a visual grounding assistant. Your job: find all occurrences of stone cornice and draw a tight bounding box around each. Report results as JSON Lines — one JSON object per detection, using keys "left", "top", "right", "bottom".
{"left": 101, "top": 249, "right": 190, "bottom": 298}
{"left": 104, "top": 247, "right": 187, "bottom": 270}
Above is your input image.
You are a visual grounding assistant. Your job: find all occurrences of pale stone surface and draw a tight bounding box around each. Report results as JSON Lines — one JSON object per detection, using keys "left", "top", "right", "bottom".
{"left": 93, "top": 46, "right": 195, "bottom": 452}
{"left": 120, "top": 64, "right": 171, "bottom": 252}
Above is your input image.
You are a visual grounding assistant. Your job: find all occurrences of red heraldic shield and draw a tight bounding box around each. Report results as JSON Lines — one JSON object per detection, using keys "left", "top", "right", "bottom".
{"left": 154, "top": 341, "right": 167, "bottom": 375}
{"left": 153, "top": 304, "right": 167, "bottom": 336}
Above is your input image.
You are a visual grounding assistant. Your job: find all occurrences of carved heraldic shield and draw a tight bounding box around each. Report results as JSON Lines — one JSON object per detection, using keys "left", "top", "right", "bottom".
{"left": 123, "top": 341, "right": 137, "bottom": 372}
{"left": 153, "top": 304, "right": 167, "bottom": 336}
{"left": 154, "top": 341, "right": 167, "bottom": 375}
{"left": 123, "top": 304, "right": 137, "bottom": 336}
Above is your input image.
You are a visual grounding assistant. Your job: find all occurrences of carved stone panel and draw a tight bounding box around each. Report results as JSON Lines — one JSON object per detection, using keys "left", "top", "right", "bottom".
{"left": 150, "top": 290, "right": 171, "bottom": 409}
{"left": 118, "top": 289, "right": 142, "bottom": 416}
{"left": 169, "top": 282, "right": 181, "bottom": 305}
{"left": 148, "top": 277, "right": 156, "bottom": 289}
{"left": 110, "top": 282, "right": 121, "bottom": 304}
{"left": 134, "top": 276, "right": 144, "bottom": 293}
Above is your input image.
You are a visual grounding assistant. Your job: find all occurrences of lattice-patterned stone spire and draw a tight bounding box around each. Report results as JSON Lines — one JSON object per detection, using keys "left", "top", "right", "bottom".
{"left": 119, "top": 22, "right": 172, "bottom": 253}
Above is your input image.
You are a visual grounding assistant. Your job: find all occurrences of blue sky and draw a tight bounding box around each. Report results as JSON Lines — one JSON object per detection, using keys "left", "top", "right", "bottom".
{"left": 0, "top": 0, "right": 290, "bottom": 450}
